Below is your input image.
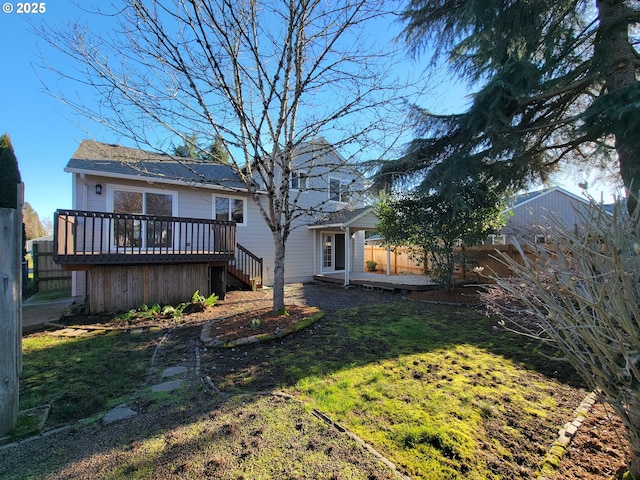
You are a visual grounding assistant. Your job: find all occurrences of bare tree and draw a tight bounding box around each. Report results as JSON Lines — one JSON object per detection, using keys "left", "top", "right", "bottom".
{"left": 38, "top": 0, "right": 408, "bottom": 312}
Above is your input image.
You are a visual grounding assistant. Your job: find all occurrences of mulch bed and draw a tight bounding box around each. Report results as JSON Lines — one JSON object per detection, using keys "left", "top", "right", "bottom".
{"left": 203, "top": 304, "right": 321, "bottom": 342}
{"left": 406, "top": 285, "right": 485, "bottom": 304}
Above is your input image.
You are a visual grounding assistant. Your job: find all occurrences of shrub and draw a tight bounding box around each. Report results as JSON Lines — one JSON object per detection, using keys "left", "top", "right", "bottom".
{"left": 485, "top": 200, "right": 640, "bottom": 478}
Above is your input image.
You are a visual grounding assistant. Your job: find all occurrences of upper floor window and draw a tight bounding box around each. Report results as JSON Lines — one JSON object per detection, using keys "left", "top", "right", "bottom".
{"left": 213, "top": 195, "right": 246, "bottom": 226}
{"left": 329, "top": 178, "right": 349, "bottom": 202}
{"left": 290, "top": 171, "right": 307, "bottom": 190}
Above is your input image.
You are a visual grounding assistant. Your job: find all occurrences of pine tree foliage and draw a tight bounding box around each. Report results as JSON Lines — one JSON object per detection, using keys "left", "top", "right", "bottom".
{"left": 22, "top": 202, "right": 47, "bottom": 240}
{"left": 374, "top": 0, "right": 639, "bottom": 201}
{"left": 0, "top": 133, "right": 22, "bottom": 209}
{"left": 172, "top": 134, "right": 230, "bottom": 164}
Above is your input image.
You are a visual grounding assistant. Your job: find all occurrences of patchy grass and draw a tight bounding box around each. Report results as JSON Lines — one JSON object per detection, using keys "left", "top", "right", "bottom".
{"left": 204, "top": 301, "right": 584, "bottom": 478}
{"left": 295, "top": 344, "right": 562, "bottom": 478}
{"left": 7, "top": 298, "right": 585, "bottom": 479}
{"left": 17, "top": 328, "right": 162, "bottom": 437}
{"left": 96, "top": 395, "right": 396, "bottom": 480}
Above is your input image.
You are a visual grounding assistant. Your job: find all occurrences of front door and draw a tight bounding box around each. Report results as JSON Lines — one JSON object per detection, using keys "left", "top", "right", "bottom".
{"left": 321, "top": 232, "right": 345, "bottom": 272}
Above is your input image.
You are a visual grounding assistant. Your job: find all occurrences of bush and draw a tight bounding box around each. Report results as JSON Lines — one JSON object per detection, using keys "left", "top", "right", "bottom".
{"left": 366, "top": 260, "right": 377, "bottom": 272}
{"left": 485, "top": 200, "right": 640, "bottom": 478}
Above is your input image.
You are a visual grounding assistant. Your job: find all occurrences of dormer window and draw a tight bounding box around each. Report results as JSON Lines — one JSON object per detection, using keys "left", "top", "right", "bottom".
{"left": 290, "top": 171, "right": 307, "bottom": 190}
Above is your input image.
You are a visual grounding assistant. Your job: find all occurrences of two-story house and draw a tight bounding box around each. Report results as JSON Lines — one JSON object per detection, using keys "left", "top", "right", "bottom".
{"left": 55, "top": 139, "right": 377, "bottom": 312}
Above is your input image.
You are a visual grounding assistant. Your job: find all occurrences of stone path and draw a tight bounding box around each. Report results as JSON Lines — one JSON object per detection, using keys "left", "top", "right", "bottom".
{"left": 104, "top": 365, "right": 187, "bottom": 425}
{"left": 102, "top": 328, "right": 190, "bottom": 426}
{"left": 3, "top": 324, "right": 192, "bottom": 446}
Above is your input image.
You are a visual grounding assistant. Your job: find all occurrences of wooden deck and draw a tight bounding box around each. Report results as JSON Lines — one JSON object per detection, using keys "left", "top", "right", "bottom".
{"left": 313, "top": 272, "right": 437, "bottom": 291}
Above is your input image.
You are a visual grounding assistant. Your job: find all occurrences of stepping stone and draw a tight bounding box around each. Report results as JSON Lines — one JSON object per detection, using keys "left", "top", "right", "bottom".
{"left": 151, "top": 379, "right": 184, "bottom": 393}
{"left": 103, "top": 404, "right": 137, "bottom": 425}
{"left": 51, "top": 328, "right": 88, "bottom": 337}
{"left": 162, "top": 366, "right": 188, "bottom": 378}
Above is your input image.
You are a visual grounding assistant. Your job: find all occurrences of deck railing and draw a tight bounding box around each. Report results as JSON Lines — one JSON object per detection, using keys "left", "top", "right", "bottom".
{"left": 54, "top": 209, "right": 236, "bottom": 265}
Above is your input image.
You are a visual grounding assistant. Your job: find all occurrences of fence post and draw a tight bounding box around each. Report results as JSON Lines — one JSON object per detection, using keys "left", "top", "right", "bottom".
{"left": 0, "top": 185, "right": 22, "bottom": 435}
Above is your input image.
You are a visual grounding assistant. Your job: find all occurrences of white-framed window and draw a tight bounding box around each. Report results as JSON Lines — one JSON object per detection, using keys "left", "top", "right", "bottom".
{"left": 534, "top": 234, "right": 547, "bottom": 244}
{"left": 329, "top": 177, "right": 349, "bottom": 202}
{"left": 487, "top": 234, "right": 506, "bottom": 245}
{"left": 108, "top": 186, "right": 177, "bottom": 248}
{"left": 290, "top": 171, "right": 307, "bottom": 190}
{"left": 213, "top": 194, "right": 246, "bottom": 226}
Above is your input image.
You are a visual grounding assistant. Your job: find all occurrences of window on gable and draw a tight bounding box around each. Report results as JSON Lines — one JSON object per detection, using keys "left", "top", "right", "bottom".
{"left": 213, "top": 195, "right": 246, "bottom": 225}
{"left": 329, "top": 178, "right": 349, "bottom": 202}
{"left": 341, "top": 183, "right": 350, "bottom": 203}
{"left": 290, "top": 171, "right": 307, "bottom": 190}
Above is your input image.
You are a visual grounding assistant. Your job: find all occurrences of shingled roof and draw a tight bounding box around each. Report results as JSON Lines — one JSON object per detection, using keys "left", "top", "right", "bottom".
{"left": 308, "top": 206, "right": 377, "bottom": 229}
{"left": 65, "top": 140, "right": 248, "bottom": 191}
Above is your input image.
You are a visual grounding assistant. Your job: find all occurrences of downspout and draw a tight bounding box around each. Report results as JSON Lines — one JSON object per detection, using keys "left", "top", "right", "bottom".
{"left": 79, "top": 173, "right": 89, "bottom": 304}
{"left": 79, "top": 173, "right": 88, "bottom": 210}
{"left": 313, "top": 229, "right": 317, "bottom": 276}
{"left": 343, "top": 226, "right": 351, "bottom": 286}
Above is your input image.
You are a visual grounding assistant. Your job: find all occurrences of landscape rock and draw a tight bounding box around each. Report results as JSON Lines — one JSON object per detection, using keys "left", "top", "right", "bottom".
{"left": 103, "top": 404, "right": 137, "bottom": 425}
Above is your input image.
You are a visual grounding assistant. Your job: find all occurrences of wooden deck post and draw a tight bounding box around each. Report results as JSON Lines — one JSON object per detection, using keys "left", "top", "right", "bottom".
{"left": 0, "top": 184, "right": 23, "bottom": 435}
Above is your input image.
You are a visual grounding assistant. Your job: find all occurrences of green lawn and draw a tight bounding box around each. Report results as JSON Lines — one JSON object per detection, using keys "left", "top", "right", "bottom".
{"left": 209, "top": 301, "right": 583, "bottom": 478}
{"left": 8, "top": 300, "right": 584, "bottom": 479}
{"left": 17, "top": 327, "right": 162, "bottom": 436}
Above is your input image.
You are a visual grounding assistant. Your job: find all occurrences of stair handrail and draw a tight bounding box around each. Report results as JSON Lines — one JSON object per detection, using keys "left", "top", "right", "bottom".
{"left": 228, "top": 243, "right": 263, "bottom": 289}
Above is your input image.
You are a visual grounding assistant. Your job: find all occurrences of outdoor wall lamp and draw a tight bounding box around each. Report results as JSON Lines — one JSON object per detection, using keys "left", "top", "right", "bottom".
{"left": 95, "top": 184, "right": 103, "bottom": 195}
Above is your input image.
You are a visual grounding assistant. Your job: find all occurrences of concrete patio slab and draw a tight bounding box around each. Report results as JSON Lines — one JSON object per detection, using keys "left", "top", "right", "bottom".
{"left": 22, "top": 292, "right": 83, "bottom": 330}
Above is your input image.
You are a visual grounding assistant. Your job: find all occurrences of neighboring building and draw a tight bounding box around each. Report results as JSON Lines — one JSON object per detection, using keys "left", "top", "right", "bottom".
{"left": 493, "top": 186, "right": 594, "bottom": 245}
{"left": 55, "top": 139, "right": 376, "bottom": 312}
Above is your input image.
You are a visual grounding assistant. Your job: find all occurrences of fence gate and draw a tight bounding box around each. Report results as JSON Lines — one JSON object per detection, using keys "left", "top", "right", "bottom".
{"left": 33, "top": 240, "right": 71, "bottom": 292}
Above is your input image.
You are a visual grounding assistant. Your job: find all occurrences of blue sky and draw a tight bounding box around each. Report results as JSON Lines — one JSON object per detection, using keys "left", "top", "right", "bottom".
{"left": 0, "top": 2, "right": 119, "bottom": 223}
{"left": 0, "top": 2, "right": 617, "bottom": 226}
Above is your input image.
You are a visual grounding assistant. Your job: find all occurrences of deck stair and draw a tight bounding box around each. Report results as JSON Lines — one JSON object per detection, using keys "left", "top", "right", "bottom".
{"left": 227, "top": 244, "right": 263, "bottom": 290}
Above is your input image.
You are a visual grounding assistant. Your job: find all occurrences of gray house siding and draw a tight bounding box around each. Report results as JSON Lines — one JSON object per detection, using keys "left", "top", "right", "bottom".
{"left": 501, "top": 187, "right": 591, "bottom": 244}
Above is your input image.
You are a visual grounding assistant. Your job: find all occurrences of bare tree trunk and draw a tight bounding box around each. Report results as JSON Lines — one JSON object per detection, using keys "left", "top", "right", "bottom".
{"left": 0, "top": 187, "right": 23, "bottom": 435}
{"left": 596, "top": 0, "right": 640, "bottom": 210}
{"left": 271, "top": 234, "right": 286, "bottom": 313}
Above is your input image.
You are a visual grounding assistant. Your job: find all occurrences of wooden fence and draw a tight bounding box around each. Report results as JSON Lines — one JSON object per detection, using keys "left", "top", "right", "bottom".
{"left": 364, "top": 244, "right": 532, "bottom": 282}
{"left": 364, "top": 245, "right": 424, "bottom": 275}
{"left": 32, "top": 240, "right": 71, "bottom": 292}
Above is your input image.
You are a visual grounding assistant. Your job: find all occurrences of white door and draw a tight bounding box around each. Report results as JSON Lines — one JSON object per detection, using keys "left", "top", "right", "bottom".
{"left": 321, "top": 232, "right": 345, "bottom": 272}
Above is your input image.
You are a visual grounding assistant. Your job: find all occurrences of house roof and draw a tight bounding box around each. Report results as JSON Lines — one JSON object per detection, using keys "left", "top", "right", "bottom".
{"left": 307, "top": 206, "right": 378, "bottom": 230}
{"left": 509, "top": 186, "right": 588, "bottom": 210}
{"left": 65, "top": 140, "right": 248, "bottom": 191}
